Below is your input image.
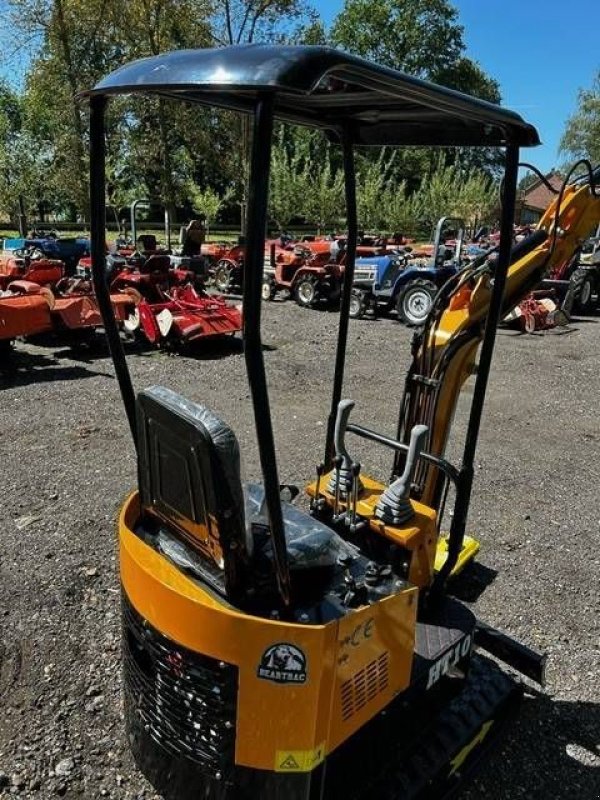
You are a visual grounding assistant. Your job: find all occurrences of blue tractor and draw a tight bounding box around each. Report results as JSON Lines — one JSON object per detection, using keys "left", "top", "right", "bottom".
{"left": 3, "top": 236, "right": 90, "bottom": 276}
{"left": 349, "top": 217, "right": 466, "bottom": 325}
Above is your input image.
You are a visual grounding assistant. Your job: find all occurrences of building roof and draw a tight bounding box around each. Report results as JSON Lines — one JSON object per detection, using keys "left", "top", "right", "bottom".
{"left": 521, "top": 171, "right": 564, "bottom": 212}
{"left": 82, "top": 44, "right": 540, "bottom": 149}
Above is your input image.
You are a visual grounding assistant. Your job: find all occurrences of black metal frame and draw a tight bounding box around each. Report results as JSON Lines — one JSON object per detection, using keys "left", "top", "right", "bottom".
{"left": 90, "top": 96, "right": 138, "bottom": 444}
{"left": 130, "top": 198, "right": 172, "bottom": 252}
{"left": 87, "top": 47, "right": 534, "bottom": 608}
{"left": 430, "top": 144, "right": 520, "bottom": 598}
{"left": 241, "top": 94, "right": 292, "bottom": 604}
{"left": 325, "top": 133, "right": 357, "bottom": 467}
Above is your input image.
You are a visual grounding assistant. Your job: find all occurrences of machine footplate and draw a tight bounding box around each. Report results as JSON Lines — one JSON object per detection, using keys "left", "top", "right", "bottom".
{"left": 412, "top": 597, "right": 476, "bottom": 687}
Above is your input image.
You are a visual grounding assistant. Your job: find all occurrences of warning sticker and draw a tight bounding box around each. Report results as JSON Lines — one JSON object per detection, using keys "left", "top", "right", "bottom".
{"left": 275, "top": 743, "right": 326, "bottom": 773}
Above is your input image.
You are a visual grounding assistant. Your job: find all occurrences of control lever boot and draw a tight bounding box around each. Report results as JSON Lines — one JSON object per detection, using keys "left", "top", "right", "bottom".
{"left": 327, "top": 399, "right": 364, "bottom": 497}
{"left": 375, "top": 424, "right": 428, "bottom": 525}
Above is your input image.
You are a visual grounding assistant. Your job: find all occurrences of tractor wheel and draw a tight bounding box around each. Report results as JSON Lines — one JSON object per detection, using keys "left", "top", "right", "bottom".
{"left": 349, "top": 289, "right": 367, "bottom": 319}
{"left": 262, "top": 278, "right": 276, "bottom": 301}
{"left": 295, "top": 276, "right": 319, "bottom": 308}
{"left": 570, "top": 268, "right": 595, "bottom": 314}
{"left": 396, "top": 279, "right": 437, "bottom": 326}
{"left": 214, "top": 261, "right": 232, "bottom": 293}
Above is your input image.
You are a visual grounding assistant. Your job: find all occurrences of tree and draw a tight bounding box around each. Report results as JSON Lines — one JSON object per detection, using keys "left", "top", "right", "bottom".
{"left": 560, "top": 70, "right": 600, "bottom": 165}
{"left": 187, "top": 183, "right": 233, "bottom": 233}
{"left": 212, "top": 0, "right": 314, "bottom": 44}
{"left": 8, "top": 0, "right": 119, "bottom": 215}
{"left": 331, "top": 0, "right": 463, "bottom": 79}
{"left": 0, "top": 82, "right": 57, "bottom": 223}
{"left": 269, "top": 129, "right": 310, "bottom": 229}
{"left": 304, "top": 146, "right": 346, "bottom": 232}
{"left": 330, "top": 0, "right": 504, "bottom": 183}
{"left": 356, "top": 150, "right": 396, "bottom": 230}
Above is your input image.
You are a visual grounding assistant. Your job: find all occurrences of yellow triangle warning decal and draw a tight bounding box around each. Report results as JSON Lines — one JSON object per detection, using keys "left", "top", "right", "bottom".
{"left": 275, "top": 743, "right": 326, "bottom": 773}
{"left": 279, "top": 755, "right": 300, "bottom": 770}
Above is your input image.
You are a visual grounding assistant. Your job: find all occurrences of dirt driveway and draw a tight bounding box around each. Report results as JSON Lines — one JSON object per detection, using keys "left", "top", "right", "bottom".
{"left": 1, "top": 302, "right": 598, "bottom": 798}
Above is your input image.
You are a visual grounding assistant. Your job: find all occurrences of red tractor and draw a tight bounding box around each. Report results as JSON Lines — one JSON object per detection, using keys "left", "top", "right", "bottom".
{"left": 261, "top": 240, "right": 344, "bottom": 307}
{"left": 211, "top": 241, "right": 247, "bottom": 293}
{"left": 261, "top": 237, "right": 388, "bottom": 308}
{"left": 0, "top": 246, "right": 64, "bottom": 290}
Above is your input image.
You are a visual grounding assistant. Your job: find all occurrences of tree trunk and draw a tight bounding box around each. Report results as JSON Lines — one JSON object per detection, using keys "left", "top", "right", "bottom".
{"left": 54, "top": 0, "right": 89, "bottom": 218}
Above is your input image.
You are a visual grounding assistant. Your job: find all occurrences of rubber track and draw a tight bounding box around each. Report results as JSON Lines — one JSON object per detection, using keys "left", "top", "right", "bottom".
{"left": 364, "top": 655, "right": 522, "bottom": 800}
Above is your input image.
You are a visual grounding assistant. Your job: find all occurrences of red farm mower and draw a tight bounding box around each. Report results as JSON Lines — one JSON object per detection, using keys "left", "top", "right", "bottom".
{"left": 109, "top": 252, "right": 241, "bottom": 348}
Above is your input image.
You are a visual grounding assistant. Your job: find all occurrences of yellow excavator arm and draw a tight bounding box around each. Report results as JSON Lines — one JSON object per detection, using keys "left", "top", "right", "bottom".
{"left": 398, "top": 167, "right": 600, "bottom": 509}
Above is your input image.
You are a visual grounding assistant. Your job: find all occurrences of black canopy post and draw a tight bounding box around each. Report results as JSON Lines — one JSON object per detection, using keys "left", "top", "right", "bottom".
{"left": 243, "top": 94, "right": 291, "bottom": 607}
{"left": 89, "top": 95, "right": 138, "bottom": 445}
{"left": 324, "top": 131, "right": 357, "bottom": 467}
{"left": 431, "top": 143, "right": 520, "bottom": 598}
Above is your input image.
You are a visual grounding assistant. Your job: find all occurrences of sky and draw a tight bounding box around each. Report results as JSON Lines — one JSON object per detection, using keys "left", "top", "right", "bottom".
{"left": 314, "top": 0, "right": 599, "bottom": 172}
{"left": 0, "top": 0, "right": 597, "bottom": 173}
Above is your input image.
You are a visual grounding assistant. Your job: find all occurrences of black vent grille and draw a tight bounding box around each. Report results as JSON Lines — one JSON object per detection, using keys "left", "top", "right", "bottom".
{"left": 122, "top": 593, "right": 238, "bottom": 779}
{"left": 340, "top": 652, "right": 389, "bottom": 721}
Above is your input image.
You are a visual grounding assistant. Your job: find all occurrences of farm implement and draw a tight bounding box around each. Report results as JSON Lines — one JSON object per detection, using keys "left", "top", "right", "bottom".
{"left": 0, "top": 276, "right": 133, "bottom": 350}
{"left": 109, "top": 251, "right": 241, "bottom": 347}
{"left": 0, "top": 244, "right": 134, "bottom": 353}
{"left": 126, "top": 284, "right": 242, "bottom": 346}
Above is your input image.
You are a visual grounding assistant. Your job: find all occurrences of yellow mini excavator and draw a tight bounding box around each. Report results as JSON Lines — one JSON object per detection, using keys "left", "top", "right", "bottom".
{"left": 83, "top": 45, "right": 600, "bottom": 800}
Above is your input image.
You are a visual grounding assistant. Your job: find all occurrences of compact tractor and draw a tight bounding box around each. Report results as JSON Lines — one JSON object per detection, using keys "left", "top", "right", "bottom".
{"left": 549, "top": 222, "right": 600, "bottom": 314}
{"left": 0, "top": 244, "right": 64, "bottom": 290}
{"left": 573, "top": 229, "right": 600, "bottom": 311}
{"left": 263, "top": 237, "right": 389, "bottom": 308}
{"left": 83, "top": 44, "right": 600, "bottom": 800}
{"left": 262, "top": 239, "right": 345, "bottom": 308}
{"left": 3, "top": 235, "right": 90, "bottom": 275}
{"left": 349, "top": 217, "right": 466, "bottom": 324}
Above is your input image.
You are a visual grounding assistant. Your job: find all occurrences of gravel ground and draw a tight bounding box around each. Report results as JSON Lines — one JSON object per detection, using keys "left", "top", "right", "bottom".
{"left": 0, "top": 302, "right": 598, "bottom": 799}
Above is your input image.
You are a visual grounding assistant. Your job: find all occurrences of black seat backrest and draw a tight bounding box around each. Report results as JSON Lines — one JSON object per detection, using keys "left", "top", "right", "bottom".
{"left": 136, "top": 386, "right": 250, "bottom": 596}
{"left": 138, "top": 234, "right": 157, "bottom": 252}
{"left": 139, "top": 254, "right": 171, "bottom": 275}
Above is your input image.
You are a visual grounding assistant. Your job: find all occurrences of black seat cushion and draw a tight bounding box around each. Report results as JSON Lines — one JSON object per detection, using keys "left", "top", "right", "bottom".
{"left": 244, "top": 483, "right": 356, "bottom": 570}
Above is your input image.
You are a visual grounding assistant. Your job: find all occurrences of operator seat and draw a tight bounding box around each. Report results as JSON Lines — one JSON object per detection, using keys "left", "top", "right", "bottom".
{"left": 136, "top": 387, "right": 347, "bottom": 598}
{"left": 139, "top": 254, "right": 171, "bottom": 275}
{"left": 137, "top": 234, "right": 157, "bottom": 253}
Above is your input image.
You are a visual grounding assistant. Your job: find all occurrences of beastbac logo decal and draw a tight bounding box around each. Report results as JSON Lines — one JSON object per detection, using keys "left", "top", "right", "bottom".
{"left": 258, "top": 643, "right": 307, "bottom": 684}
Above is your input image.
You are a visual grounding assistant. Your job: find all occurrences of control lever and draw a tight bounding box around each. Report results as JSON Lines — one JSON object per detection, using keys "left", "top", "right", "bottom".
{"left": 346, "top": 462, "right": 362, "bottom": 531}
{"left": 375, "top": 424, "right": 428, "bottom": 525}
{"left": 332, "top": 455, "right": 343, "bottom": 522}
{"left": 327, "top": 399, "right": 363, "bottom": 497}
{"left": 310, "top": 462, "right": 325, "bottom": 512}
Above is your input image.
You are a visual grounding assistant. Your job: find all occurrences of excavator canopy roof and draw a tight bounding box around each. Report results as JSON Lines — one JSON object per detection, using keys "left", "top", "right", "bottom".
{"left": 84, "top": 44, "right": 540, "bottom": 148}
